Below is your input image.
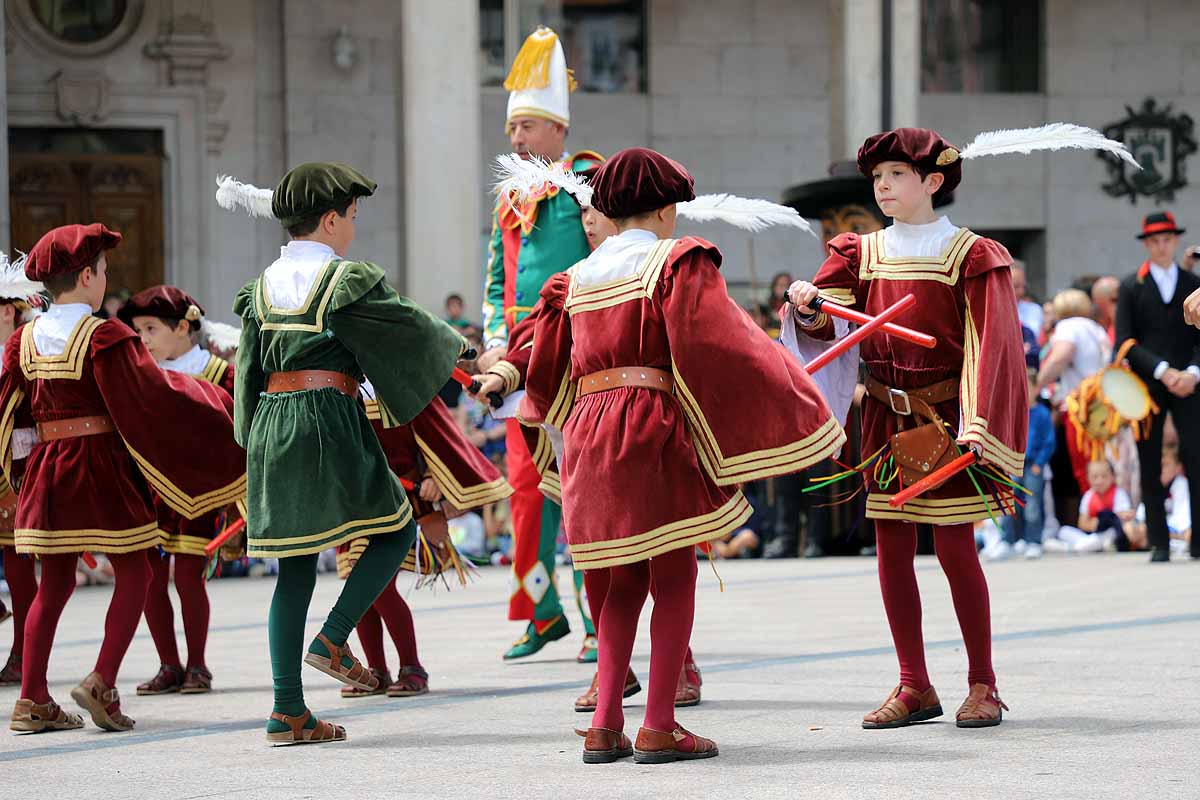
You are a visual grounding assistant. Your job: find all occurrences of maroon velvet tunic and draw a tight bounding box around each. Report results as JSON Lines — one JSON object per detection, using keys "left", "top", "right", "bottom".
{"left": 520, "top": 236, "right": 844, "bottom": 570}
{"left": 804, "top": 229, "right": 1027, "bottom": 524}
{"left": 155, "top": 356, "right": 239, "bottom": 557}
{"left": 337, "top": 395, "right": 511, "bottom": 578}
{"left": 0, "top": 317, "right": 246, "bottom": 555}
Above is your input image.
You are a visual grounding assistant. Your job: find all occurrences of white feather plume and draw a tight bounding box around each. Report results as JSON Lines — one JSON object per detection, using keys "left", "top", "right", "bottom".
{"left": 492, "top": 153, "right": 594, "bottom": 208}
{"left": 0, "top": 251, "right": 45, "bottom": 301}
{"left": 214, "top": 175, "right": 276, "bottom": 218}
{"left": 958, "top": 123, "right": 1140, "bottom": 169}
{"left": 201, "top": 319, "right": 242, "bottom": 352}
{"left": 677, "top": 194, "right": 818, "bottom": 237}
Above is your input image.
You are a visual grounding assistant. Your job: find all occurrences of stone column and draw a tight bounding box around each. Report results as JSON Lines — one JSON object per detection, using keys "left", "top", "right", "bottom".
{"left": 399, "top": 0, "right": 483, "bottom": 313}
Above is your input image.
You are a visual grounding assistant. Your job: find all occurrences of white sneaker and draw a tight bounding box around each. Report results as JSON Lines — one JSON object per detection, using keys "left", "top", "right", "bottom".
{"left": 1012, "top": 540, "right": 1028, "bottom": 555}
{"left": 1024, "top": 543, "right": 1044, "bottom": 560}
{"left": 1073, "top": 535, "right": 1105, "bottom": 553}
{"left": 1042, "top": 538, "right": 1070, "bottom": 553}
{"left": 985, "top": 541, "right": 1015, "bottom": 561}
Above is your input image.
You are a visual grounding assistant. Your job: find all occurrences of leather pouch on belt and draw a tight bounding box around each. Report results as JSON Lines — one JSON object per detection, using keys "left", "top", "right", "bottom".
{"left": 889, "top": 422, "right": 959, "bottom": 489}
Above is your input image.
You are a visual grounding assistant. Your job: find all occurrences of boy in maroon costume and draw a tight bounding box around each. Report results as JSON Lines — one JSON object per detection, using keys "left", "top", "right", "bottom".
{"left": 786, "top": 129, "right": 1027, "bottom": 727}
{"left": 118, "top": 286, "right": 239, "bottom": 696}
{"left": 0, "top": 224, "right": 244, "bottom": 733}
{"left": 336, "top": 386, "right": 511, "bottom": 698}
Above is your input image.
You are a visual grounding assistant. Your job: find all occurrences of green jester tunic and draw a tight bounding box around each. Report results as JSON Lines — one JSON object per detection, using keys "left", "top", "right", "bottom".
{"left": 233, "top": 259, "right": 465, "bottom": 558}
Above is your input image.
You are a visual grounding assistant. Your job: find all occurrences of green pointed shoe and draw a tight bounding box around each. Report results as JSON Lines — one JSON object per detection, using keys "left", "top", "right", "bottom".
{"left": 503, "top": 616, "right": 570, "bottom": 660}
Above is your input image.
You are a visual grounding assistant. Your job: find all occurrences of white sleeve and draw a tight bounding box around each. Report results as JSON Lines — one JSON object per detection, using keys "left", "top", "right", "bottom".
{"left": 1113, "top": 489, "right": 1133, "bottom": 514}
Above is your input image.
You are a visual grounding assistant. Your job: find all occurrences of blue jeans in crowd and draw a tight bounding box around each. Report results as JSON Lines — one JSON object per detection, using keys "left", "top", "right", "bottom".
{"left": 1002, "top": 468, "right": 1045, "bottom": 545}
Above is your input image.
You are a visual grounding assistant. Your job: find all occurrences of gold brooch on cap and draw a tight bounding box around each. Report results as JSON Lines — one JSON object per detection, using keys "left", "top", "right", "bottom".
{"left": 185, "top": 304, "right": 202, "bottom": 322}
{"left": 936, "top": 148, "right": 960, "bottom": 166}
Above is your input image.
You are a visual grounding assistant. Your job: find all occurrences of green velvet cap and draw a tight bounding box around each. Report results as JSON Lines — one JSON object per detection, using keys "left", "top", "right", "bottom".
{"left": 272, "top": 162, "right": 377, "bottom": 227}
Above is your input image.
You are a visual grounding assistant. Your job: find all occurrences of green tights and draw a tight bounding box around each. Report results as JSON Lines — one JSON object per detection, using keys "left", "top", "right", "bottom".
{"left": 266, "top": 521, "right": 416, "bottom": 733}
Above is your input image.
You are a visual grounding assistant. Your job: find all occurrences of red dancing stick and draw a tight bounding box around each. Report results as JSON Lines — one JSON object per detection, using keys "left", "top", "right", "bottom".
{"left": 809, "top": 297, "right": 936, "bottom": 349}
{"left": 805, "top": 294, "right": 918, "bottom": 375}
{"left": 81, "top": 552, "right": 97, "bottom": 569}
{"left": 888, "top": 451, "right": 978, "bottom": 508}
{"left": 452, "top": 367, "right": 503, "bottom": 410}
{"left": 204, "top": 517, "right": 247, "bottom": 558}
{"left": 399, "top": 477, "right": 416, "bottom": 491}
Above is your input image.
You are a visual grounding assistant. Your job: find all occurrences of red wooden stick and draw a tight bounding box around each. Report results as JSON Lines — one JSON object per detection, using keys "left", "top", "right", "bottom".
{"left": 888, "top": 451, "right": 978, "bottom": 508}
{"left": 453, "top": 367, "right": 503, "bottom": 409}
{"left": 81, "top": 552, "right": 97, "bottom": 569}
{"left": 204, "top": 517, "right": 247, "bottom": 558}
{"left": 810, "top": 298, "right": 936, "bottom": 349}
{"left": 805, "top": 294, "right": 918, "bottom": 375}
{"left": 399, "top": 477, "right": 416, "bottom": 491}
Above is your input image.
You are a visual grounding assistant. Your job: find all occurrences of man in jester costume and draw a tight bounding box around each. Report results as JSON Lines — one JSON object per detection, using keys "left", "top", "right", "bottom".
{"left": 477, "top": 26, "right": 600, "bottom": 661}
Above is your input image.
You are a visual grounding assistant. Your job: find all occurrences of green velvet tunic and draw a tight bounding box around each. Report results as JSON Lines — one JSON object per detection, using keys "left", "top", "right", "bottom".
{"left": 233, "top": 258, "right": 464, "bottom": 558}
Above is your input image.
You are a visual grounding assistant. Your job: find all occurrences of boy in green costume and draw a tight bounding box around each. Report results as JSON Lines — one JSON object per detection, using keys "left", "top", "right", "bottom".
{"left": 217, "top": 163, "right": 465, "bottom": 744}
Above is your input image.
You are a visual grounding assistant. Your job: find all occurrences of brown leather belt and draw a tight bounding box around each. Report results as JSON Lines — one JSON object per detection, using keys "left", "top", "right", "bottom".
{"left": 266, "top": 370, "right": 359, "bottom": 397}
{"left": 35, "top": 415, "right": 116, "bottom": 442}
{"left": 577, "top": 367, "right": 673, "bottom": 398}
{"left": 864, "top": 374, "right": 959, "bottom": 419}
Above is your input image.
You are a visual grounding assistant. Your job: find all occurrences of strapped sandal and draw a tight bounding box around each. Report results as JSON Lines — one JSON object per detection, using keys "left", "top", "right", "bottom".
{"left": 577, "top": 726, "right": 634, "bottom": 764}
{"left": 862, "top": 684, "right": 943, "bottom": 729}
{"left": 137, "top": 664, "right": 185, "bottom": 696}
{"left": 0, "top": 653, "right": 21, "bottom": 686}
{"left": 575, "top": 667, "right": 642, "bottom": 713}
{"left": 342, "top": 668, "right": 391, "bottom": 698}
{"left": 675, "top": 657, "right": 702, "bottom": 708}
{"left": 266, "top": 710, "right": 347, "bottom": 746}
{"left": 10, "top": 698, "right": 84, "bottom": 733}
{"left": 180, "top": 666, "right": 213, "bottom": 695}
{"left": 386, "top": 665, "right": 429, "bottom": 697}
{"left": 303, "top": 634, "right": 379, "bottom": 692}
{"left": 71, "top": 672, "right": 135, "bottom": 732}
{"left": 633, "top": 725, "right": 718, "bottom": 764}
{"left": 956, "top": 683, "right": 1008, "bottom": 728}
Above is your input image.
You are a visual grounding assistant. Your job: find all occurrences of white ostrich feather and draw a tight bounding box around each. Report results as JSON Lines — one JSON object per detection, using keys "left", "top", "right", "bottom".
{"left": 214, "top": 175, "right": 276, "bottom": 218}
{"left": 201, "top": 319, "right": 242, "bottom": 351}
{"left": 677, "top": 194, "right": 818, "bottom": 237}
{"left": 959, "top": 123, "right": 1140, "bottom": 169}
{"left": 0, "top": 251, "right": 44, "bottom": 300}
{"left": 493, "top": 153, "right": 594, "bottom": 208}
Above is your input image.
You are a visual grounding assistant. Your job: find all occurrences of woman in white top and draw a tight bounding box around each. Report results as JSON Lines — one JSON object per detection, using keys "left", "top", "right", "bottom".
{"left": 1036, "top": 289, "right": 1113, "bottom": 494}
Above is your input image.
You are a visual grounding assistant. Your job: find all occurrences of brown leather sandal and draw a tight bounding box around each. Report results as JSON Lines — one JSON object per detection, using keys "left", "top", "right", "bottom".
{"left": 633, "top": 725, "right": 719, "bottom": 764}
{"left": 0, "top": 653, "right": 21, "bottom": 686}
{"left": 266, "top": 710, "right": 347, "bottom": 746}
{"left": 10, "top": 698, "right": 84, "bottom": 733}
{"left": 303, "top": 634, "right": 378, "bottom": 692}
{"left": 675, "top": 656, "right": 702, "bottom": 708}
{"left": 386, "top": 665, "right": 429, "bottom": 697}
{"left": 137, "top": 664, "right": 185, "bottom": 696}
{"left": 577, "top": 726, "right": 634, "bottom": 764}
{"left": 342, "top": 668, "right": 391, "bottom": 698}
{"left": 862, "top": 684, "right": 943, "bottom": 729}
{"left": 180, "top": 666, "right": 213, "bottom": 694}
{"left": 956, "top": 683, "right": 1008, "bottom": 728}
{"left": 574, "top": 667, "right": 642, "bottom": 712}
{"left": 71, "top": 672, "right": 135, "bottom": 732}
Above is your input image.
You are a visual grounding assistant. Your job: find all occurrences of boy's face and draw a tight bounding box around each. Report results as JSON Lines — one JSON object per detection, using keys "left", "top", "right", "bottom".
{"left": 582, "top": 206, "right": 618, "bottom": 251}
{"left": 1142, "top": 232, "right": 1178, "bottom": 267}
{"left": 446, "top": 297, "right": 463, "bottom": 318}
{"left": 1088, "top": 462, "right": 1115, "bottom": 494}
{"left": 130, "top": 315, "right": 190, "bottom": 363}
{"left": 81, "top": 254, "right": 108, "bottom": 311}
{"left": 871, "top": 161, "right": 941, "bottom": 221}
{"left": 326, "top": 198, "right": 358, "bottom": 257}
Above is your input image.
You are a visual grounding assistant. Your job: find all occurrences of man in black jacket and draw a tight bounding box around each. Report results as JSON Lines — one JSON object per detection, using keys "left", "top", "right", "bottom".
{"left": 1116, "top": 211, "right": 1200, "bottom": 562}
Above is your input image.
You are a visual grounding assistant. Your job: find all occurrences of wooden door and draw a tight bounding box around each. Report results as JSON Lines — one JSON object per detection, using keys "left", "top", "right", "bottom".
{"left": 8, "top": 153, "right": 164, "bottom": 294}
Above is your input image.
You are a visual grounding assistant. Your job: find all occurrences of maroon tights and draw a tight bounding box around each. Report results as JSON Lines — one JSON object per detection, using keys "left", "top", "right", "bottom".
{"left": 354, "top": 574, "right": 420, "bottom": 671}
{"left": 586, "top": 546, "right": 697, "bottom": 733}
{"left": 142, "top": 552, "right": 210, "bottom": 670}
{"left": 875, "top": 520, "right": 995, "bottom": 690}
{"left": 21, "top": 551, "right": 150, "bottom": 702}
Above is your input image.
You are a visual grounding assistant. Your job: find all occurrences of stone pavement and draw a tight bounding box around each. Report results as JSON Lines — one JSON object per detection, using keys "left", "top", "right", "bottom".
{"left": 0, "top": 554, "right": 1196, "bottom": 799}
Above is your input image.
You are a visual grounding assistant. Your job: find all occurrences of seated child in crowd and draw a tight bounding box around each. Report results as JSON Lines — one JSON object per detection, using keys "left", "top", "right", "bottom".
{"left": 1047, "top": 460, "right": 1134, "bottom": 553}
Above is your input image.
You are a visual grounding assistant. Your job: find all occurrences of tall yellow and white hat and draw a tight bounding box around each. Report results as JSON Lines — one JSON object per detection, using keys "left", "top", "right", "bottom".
{"left": 505, "top": 26, "right": 576, "bottom": 128}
